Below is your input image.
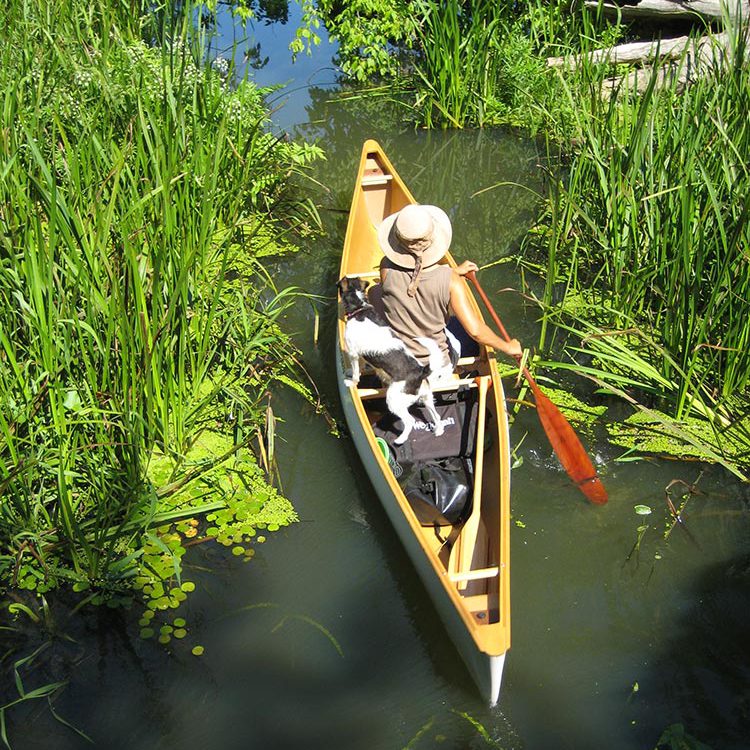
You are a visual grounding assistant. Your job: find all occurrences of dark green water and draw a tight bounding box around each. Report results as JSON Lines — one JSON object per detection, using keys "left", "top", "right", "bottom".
{"left": 12, "top": 13, "right": 750, "bottom": 750}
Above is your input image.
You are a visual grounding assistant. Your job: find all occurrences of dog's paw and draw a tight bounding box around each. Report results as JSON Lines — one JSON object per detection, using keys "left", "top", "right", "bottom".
{"left": 433, "top": 423, "right": 445, "bottom": 437}
{"left": 393, "top": 433, "right": 408, "bottom": 445}
{"left": 344, "top": 377, "right": 359, "bottom": 388}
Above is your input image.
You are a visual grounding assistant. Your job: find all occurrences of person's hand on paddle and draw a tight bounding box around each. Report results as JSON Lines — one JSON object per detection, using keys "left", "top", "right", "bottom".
{"left": 455, "top": 260, "right": 479, "bottom": 276}
{"left": 500, "top": 337, "right": 522, "bottom": 359}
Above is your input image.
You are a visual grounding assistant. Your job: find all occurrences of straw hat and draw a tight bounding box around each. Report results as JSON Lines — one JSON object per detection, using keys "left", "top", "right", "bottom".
{"left": 377, "top": 204, "right": 452, "bottom": 270}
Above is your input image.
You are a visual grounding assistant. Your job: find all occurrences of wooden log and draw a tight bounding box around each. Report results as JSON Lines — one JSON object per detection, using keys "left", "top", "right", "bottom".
{"left": 583, "top": 0, "right": 749, "bottom": 24}
{"left": 600, "top": 28, "right": 741, "bottom": 96}
{"left": 547, "top": 30, "right": 729, "bottom": 68}
{"left": 602, "top": 58, "right": 693, "bottom": 97}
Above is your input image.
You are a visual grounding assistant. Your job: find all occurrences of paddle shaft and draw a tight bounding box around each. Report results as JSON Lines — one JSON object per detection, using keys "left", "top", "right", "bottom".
{"left": 467, "top": 272, "right": 608, "bottom": 505}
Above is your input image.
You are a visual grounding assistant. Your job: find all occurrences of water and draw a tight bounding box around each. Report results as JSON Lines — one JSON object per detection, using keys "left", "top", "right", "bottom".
{"left": 12, "top": 10, "right": 750, "bottom": 750}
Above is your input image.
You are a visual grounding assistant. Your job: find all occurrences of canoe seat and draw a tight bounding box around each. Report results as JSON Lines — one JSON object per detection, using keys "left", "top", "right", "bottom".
{"left": 358, "top": 375, "right": 480, "bottom": 400}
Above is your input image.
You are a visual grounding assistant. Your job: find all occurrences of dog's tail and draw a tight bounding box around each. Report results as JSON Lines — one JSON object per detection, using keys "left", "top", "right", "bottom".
{"left": 414, "top": 336, "right": 447, "bottom": 381}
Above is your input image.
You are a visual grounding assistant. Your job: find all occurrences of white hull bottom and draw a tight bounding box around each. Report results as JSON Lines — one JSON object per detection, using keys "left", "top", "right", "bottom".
{"left": 458, "top": 630, "right": 506, "bottom": 707}
{"left": 488, "top": 653, "right": 506, "bottom": 707}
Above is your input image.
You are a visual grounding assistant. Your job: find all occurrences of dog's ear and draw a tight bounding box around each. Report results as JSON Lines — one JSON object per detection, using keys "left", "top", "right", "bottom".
{"left": 336, "top": 277, "right": 349, "bottom": 293}
{"left": 360, "top": 278, "right": 372, "bottom": 291}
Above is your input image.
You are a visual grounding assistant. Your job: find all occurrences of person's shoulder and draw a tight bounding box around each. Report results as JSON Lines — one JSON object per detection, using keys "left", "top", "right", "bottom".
{"left": 381, "top": 257, "right": 407, "bottom": 273}
{"left": 381, "top": 257, "right": 409, "bottom": 285}
{"left": 431, "top": 264, "right": 453, "bottom": 280}
{"left": 443, "top": 265, "right": 461, "bottom": 283}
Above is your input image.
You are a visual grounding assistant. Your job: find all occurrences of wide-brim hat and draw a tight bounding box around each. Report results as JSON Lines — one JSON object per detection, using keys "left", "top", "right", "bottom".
{"left": 377, "top": 204, "right": 452, "bottom": 270}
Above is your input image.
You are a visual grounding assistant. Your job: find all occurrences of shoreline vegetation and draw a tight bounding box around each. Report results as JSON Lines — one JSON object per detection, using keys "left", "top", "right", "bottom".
{"left": 308, "top": 0, "right": 750, "bottom": 479}
{"left": 0, "top": 0, "right": 325, "bottom": 664}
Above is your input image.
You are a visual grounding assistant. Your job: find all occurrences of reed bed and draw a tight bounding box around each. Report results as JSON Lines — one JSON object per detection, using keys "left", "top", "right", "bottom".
{"left": 411, "top": 0, "right": 566, "bottom": 130}
{"left": 531, "top": 23, "right": 750, "bottom": 463}
{"left": 0, "top": 0, "right": 320, "bottom": 593}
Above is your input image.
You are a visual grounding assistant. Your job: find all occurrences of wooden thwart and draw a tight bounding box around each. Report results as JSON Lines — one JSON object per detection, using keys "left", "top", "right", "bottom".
{"left": 362, "top": 174, "right": 393, "bottom": 186}
{"left": 448, "top": 566, "right": 499, "bottom": 584}
{"left": 358, "top": 375, "right": 480, "bottom": 400}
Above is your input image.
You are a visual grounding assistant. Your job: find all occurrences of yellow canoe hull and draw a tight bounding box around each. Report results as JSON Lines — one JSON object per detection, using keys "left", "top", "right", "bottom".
{"left": 336, "top": 140, "right": 512, "bottom": 705}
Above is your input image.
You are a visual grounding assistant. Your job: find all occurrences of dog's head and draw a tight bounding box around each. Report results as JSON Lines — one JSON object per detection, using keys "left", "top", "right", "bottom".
{"left": 337, "top": 276, "right": 370, "bottom": 312}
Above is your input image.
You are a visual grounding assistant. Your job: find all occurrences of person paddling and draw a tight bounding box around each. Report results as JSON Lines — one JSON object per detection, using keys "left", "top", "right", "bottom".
{"left": 377, "top": 203, "right": 522, "bottom": 373}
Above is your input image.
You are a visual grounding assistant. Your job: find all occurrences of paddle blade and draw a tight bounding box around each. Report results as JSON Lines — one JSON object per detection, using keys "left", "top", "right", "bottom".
{"left": 528, "top": 380, "right": 608, "bottom": 504}
{"left": 466, "top": 271, "right": 607, "bottom": 504}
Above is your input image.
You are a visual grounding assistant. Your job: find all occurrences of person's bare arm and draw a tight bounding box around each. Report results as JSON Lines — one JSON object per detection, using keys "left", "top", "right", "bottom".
{"left": 449, "top": 270, "right": 522, "bottom": 359}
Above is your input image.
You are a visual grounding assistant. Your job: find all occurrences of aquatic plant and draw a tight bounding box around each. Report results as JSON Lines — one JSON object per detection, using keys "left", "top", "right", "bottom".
{"left": 528, "top": 23, "right": 750, "bottom": 469}
{"left": 409, "top": 0, "right": 575, "bottom": 131}
{"left": 0, "top": 598, "right": 93, "bottom": 748}
{"left": 0, "top": 0, "right": 322, "bottom": 597}
{"left": 310, "top": 0, "right": 617, "bottom": 131}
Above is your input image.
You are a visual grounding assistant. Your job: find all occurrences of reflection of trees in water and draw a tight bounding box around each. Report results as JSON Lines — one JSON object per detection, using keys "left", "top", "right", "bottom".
{"left": 222, "top": 1, "right": 291, "bottom": 69}
{"left": 251, "top": 0, "right": 290, "bottom": 25}
{"left": 296, "top": 86, "right": 546, "bottom": 268}
{"left": 185, "top": 1, "right": 291, "bottom": 70}
{"left": 214, "top": 0, "right": 290, "bottom": 24}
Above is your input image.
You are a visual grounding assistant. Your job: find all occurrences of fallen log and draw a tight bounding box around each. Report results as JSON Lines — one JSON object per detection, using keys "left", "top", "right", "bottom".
{"left": 547, "top": 30, "right": 729, "bottom": 68}
{"left": 599, "top": 27, "right": 747, "bottom": 96}
{"left": 583, "top": 0, "right": 749, "bottom": 24}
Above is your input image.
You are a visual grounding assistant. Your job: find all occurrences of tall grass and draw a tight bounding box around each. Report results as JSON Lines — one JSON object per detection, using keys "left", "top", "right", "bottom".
{"left": 411, "top": 0, "right": 570, "bottom": 130}
{"left": 532, "top": 23, "right": 750, "bottom": 449}
{"left": 411, "top": 0, "right": 505, "bottom": 127}
{"left": 0, "top": 0, "right": 321, "bottom": 592}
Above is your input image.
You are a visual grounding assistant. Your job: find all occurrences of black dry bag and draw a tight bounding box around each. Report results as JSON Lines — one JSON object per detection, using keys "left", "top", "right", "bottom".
{"left": 400, "top": 457, "right": 473, "bottom": 526}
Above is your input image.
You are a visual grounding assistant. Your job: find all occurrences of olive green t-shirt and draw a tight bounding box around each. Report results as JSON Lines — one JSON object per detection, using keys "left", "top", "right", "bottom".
{"left": 381, "top": 259, "right": 452, "bottom": 366}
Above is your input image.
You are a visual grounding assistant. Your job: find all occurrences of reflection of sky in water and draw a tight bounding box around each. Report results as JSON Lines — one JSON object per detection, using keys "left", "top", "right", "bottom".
{"left": 212, "top": 2, "right": 339, "bottom": 132}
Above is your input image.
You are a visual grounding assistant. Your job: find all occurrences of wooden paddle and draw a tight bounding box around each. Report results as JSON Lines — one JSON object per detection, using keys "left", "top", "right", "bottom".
{"left": 467, "top": 271, "right": 608, "bottom": 505}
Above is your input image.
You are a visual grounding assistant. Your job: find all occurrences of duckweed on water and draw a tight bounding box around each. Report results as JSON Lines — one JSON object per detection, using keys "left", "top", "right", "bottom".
{"left": 608, "top": 410, "right": 750, "bottom": 469}
{"left": 133, "top": 431, "right": 298, "bottom": 651}
{"left": 509, "top": 363, "right": 749, "bottom": 478}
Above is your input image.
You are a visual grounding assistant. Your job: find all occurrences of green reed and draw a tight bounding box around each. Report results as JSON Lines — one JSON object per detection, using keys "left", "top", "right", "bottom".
{"left": 412, "top": 0, "right": 507, "bottom": 128}
{"left": 534, "top": 23, "right": 750, "bottom": 427}
{"left": 0, "top": 0, "right": 320, "bottom": 590}
{"left": 409, "top": 0, "right": 592, "bottom": 132}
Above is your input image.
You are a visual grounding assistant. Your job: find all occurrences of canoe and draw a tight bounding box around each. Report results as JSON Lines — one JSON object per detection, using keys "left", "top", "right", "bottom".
{"left": 336, "top": 140, "right": 512, "bottom": 705}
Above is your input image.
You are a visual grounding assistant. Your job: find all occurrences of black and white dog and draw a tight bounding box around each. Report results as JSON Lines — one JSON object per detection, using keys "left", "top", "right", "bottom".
{"left": 338, "top": 276, "right": 444, "bottom": 445}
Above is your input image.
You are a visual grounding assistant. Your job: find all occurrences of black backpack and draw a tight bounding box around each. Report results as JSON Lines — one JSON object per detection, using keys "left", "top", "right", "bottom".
{"left": 372, "top": 389, "right": 490, "bottom": 526}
